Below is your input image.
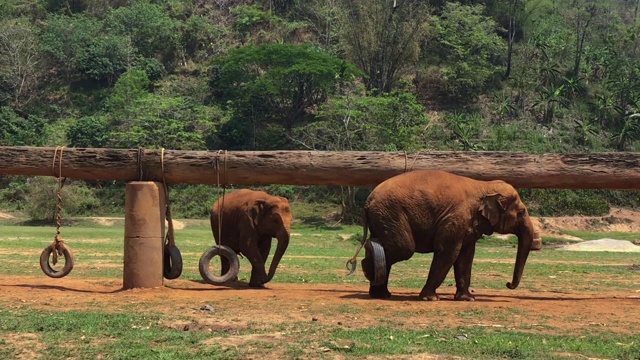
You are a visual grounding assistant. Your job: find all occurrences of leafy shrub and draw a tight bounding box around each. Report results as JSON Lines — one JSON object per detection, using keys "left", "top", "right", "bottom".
{"left": 0, "top": 107, "right": 46, "bottom": 146}
{"left": 263, "top": 185, "right": 297, "bottom": 200}
{"left": 66, "top": 116, "right": 109, "bottom": 147}
{"left": 520, "top": 189, "right": 610, "bottom": 216}
{"left": 24, "top": 178, "right": 99, "bottom": 221}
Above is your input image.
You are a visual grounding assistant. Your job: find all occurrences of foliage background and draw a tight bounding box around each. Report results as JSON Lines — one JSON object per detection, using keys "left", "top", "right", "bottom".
{"left": 1, "top": 0, "right": 639, "bottom": 220}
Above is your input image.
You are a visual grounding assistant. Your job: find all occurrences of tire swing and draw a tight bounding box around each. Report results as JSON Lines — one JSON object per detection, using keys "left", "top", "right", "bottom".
{"left": 198, "top": 150, "right": 240, "bottom": 285}
{"left": 198, "top": 245, "right": 240, "bottom": 285}
{"left": 160, "top": 149, "right": 182, "bottom": 280}
{"left": 366, "top": 238, "right": 387, "bottom": 286}
{"left": 40, "top": 147, "right": 75, "bottom": 278}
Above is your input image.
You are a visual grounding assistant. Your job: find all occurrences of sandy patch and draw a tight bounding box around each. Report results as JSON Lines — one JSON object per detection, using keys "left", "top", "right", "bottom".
{"left": 558, "top": 239, "right": 640, "bottom": 252}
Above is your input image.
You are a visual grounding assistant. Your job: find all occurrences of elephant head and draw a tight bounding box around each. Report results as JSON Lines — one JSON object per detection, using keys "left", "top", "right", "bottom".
{"left": 250, "top": 196, "right": 292, "bottom": 282}
{"left": 478, "top": 183, "right": 535, "bottom": 290}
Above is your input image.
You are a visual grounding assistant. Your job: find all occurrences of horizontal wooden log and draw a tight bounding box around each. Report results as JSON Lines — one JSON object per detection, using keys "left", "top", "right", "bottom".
{"left": 0, "top": 146, "right": 639, "bottom": 189}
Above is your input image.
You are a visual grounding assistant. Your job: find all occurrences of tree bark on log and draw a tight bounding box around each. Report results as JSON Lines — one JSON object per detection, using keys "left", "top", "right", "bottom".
{"left": 1, "top": 146, "right": 639, "bottom": 190}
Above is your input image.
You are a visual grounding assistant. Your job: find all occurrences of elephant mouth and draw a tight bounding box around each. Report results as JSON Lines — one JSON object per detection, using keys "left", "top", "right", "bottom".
{"left": 366, "top": 238, "right": 386, "bottom": 286}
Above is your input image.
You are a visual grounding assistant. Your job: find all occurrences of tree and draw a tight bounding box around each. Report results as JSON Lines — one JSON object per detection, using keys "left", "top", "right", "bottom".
{"left": 339, "top": 0, "right": 428, "bottom": 94}
{"left": 66, "top": 116, "right": 110, "bottom": 147}
{"left": 105, "top": 1, "right": 180, "bottom": 67}
{"left": 293, "top": 89, "right": 429, "bottom": 151}
{"left": 295, "top": 0, "right": 342, "bottom": 53}
{"left": 209, "top": 43, "right": 360, "bottom": 149}
{"left": 38, "top": 14, "right": 102, "bottom": 80}
{"left": 0, "top": 18, "right": 43, "bottom": 110}
{"left": 532, "top": 84, "right": 568, "bottom": 124}
{"left": 564, "top": 0, "right": 606, "bottom": 78}
{"left": 611, "top": 113, "right": 640, "bottom": 151}
{"left": 76, "top": 34, "right": 135, "bottom": 84}
{"left": 424, "top": 3, "right": 506, "bottom": 101}
{"left": 0, "top": 106, "right": 46, "bottom": 146}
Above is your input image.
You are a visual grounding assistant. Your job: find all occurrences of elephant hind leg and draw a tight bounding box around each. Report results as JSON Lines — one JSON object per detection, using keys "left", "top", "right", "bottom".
{"left": 419, "top": 238, "right": 461, "bottom": 301}
{"left": 364, "top": 256, "right": 392, "bottom": 299}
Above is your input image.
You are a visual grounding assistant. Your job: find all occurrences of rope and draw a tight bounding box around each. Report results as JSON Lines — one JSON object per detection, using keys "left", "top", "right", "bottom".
{"left": 161, "top": 148, "right": 175, "bottom": 248}
{"left": 50, "top": 146, "right": 68, "bottom": 265}
{"left": 137, "top": 148, "right": 144, "bottom": 181}
{"left": 403, "top": 151, "right": 420, "bottom": 172}
{"left": 403, "top": 151, "right": 408, "bottom": 172}
{"left": 215, "top": 150, "right": 228, "bottom": 247}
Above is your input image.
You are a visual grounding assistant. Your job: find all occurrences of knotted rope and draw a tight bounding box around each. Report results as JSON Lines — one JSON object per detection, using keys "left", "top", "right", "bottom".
{"left": 160, "top": 148, "right": 176, "bottom": 248}
{"left": 50, "top": 146, "right": 68, "bottom": 265}
{"left": 215, "top": 150, "right": 228, "bottom": 246}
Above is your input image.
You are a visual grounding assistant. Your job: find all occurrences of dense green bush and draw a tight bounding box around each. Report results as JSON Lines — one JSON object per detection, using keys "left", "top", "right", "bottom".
{"left": 520, "top": 189, "right": 611, "bottom": 217}
{"left": 24, "top": 178, "right": 99, "bottom": 221}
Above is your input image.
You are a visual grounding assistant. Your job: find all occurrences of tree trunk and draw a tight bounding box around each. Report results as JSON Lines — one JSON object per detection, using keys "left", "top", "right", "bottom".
{"left": 2, "top": 146, "right": 640, "bottom": 190}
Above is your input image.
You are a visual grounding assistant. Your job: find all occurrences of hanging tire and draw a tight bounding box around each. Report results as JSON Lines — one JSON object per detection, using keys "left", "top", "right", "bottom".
{"left": 368, "top": 238, "right": 386, "bottom": 286}
{"left": 163, "top": 245, "right": 183, "bottom": 280}
{"left": 40, "top": 243, "right": 74, "bottom": 278}
{"left": 198, "top": 245, "right": 240, "bottom": 285}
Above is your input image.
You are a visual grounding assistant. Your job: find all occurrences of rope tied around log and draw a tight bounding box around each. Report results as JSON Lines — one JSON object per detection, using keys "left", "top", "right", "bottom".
{"left": 51, "top": 146, "right": 67, "bottom": 262}
{"left": 196, "top": 150, "right": 240, "bottom": 286}
{"left": 160, "top": 148, "right": 175, "bottom": 248}
{"left": 403, "top": 151, "right": 420, "bottom": 173}
{"left": 137, "top": 148, "right": 144, "bottom": 181}
{"left": 161, "top": 148, "right": 183, "bottom": 279}
{"left": 215, "top": 150, "right": 228, "bottom": 247}
{"left": 39, "top": 146, "right": 74, "bottom": 278}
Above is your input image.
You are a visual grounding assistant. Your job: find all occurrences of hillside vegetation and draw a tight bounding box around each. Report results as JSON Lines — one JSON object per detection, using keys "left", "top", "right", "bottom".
{"left": 1, "top": 0, "right": 639, "bottom": 221}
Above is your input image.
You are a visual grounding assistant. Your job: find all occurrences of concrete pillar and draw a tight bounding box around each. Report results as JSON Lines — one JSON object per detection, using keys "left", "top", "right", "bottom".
{"left": 123, "top": 181, "right": 165, "bottom": 289}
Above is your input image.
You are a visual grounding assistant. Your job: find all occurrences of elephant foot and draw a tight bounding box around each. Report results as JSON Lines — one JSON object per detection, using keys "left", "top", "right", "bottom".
{"left": 419, "top": 289, "right": 439, "bottom": 301}
{"left": 369, "top": 286, "right": 391, "bottom": 299}
{"left": 454, "top": 291, "right": 476, "bottom": 301}
{"left": 248, "top": 281, "right": 266, "bottom": 288}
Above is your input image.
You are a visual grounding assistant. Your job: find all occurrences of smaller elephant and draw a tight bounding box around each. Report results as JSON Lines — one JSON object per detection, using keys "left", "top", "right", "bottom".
{"left": 210, "top": 189, "right": 292, "bottom": 287}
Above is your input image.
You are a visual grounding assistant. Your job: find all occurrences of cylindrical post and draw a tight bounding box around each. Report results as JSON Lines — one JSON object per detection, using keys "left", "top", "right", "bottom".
{"left": 123, "top": 181, "right": 165, "bottom": 289}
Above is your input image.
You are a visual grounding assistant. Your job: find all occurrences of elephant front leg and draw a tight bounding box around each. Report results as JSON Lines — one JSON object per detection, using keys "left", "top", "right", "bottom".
{"left": 243, "top": 239, "right": 269, "bottom": 287}
{"left": 453, "top": 241, "right": 477, "bottom": 301}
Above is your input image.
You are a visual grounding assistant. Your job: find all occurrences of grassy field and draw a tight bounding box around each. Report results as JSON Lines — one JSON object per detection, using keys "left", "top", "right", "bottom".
{"left": 0, "top": 217, "right": 639, "bottom": 359}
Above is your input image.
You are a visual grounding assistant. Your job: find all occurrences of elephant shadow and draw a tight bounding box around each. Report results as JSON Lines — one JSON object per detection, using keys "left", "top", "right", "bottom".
{"left": 339, "top": 291, "right": 622, "bottom": 302}
{"left": 184, "top": 279, "right": 273, "bottom": 291}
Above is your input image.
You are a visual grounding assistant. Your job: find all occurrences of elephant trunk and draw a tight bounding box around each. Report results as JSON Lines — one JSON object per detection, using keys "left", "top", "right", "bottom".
{"left": 506, "top": 216, "right": 534, "bottom": 289}
{"left": 265, "top": 230, "right": 290, "bottom": 283}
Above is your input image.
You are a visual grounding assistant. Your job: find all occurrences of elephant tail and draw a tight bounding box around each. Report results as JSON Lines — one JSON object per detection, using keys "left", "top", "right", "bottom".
{"left": 345, "top": 211, "right": 370, "bottom": 275}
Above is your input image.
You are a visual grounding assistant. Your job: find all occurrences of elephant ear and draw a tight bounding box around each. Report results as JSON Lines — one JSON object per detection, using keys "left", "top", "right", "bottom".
{"left": 479, "top": 193, "right": 506, "bottom": 226}
{"left": 250, "top": 199, "right": 267, "bottom": 227}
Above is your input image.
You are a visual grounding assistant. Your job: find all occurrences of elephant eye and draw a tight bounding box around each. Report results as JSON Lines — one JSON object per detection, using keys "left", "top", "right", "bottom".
{"left": 517, "top": 210, "right": 525, "bottom": 219}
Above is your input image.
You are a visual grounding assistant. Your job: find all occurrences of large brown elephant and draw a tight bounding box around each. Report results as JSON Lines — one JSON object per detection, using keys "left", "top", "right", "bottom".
{"left": 210, "top": 189, "right": 292, "bottom": 287}
{"left": 360, "top": 170, "right": 538, "bottom": 301}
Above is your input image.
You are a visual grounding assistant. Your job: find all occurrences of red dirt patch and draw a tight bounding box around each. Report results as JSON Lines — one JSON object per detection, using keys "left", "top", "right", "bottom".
{"left": 1, "top": 276, "right": 638, "bottom": 336}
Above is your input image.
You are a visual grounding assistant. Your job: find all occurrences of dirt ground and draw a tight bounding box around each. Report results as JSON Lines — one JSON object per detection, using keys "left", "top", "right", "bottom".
{"left": 1, "top": 208, "right": 639, "bottom": 351}
{"left": 1, "top": 275, "right": 639, "bottom": 336}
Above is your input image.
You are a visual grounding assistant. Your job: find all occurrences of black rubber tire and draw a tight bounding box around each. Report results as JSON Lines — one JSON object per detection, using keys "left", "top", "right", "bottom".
{"left": 198, "top": 245, "right": 240, "bottom": 285}
{"left": 368, "top": 238, "right": 387, "bottom": 286}
{"left": 163, "top": 245, "right": 183, "bottom": 280}
{"left": 40, "top": 244, "right": 74, "bottom": 278}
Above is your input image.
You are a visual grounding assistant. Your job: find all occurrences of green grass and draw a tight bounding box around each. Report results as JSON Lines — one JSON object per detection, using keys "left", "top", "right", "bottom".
{"left": 3, "top": 307, "right": 638, "bottom": 360}
{"left": 331, "top": 326, "right": 640, "bottom": 359}
{"left": 1, "top": 220, "right": 640, "bottom": 359}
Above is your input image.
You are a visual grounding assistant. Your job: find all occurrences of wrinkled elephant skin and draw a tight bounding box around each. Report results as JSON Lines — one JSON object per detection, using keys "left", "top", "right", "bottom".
{"left": 361, "top": 170, "right": 536, "bottom": 301}
{"left": 211, "top": 189, "right": 292, "bottom": 287}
